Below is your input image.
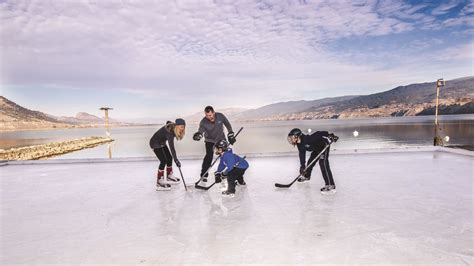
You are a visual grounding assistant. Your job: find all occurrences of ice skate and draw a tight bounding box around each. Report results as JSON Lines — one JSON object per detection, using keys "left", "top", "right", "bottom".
{"left": 156, "top": 170, "right": 171, "bottom": 191}
{"left": 156, "top": 181, "right": 171, "bottom": 191}
{"left": 166, "top": 166, "right": 180, "bottom": 184}
{"left": 321, "top": 185, "right": 336, "bottom": 194}
{"left": 236, "top": 177, "right": 246, "bottom": 186}
{"left": 297, "top": 176, "right": 310, "bottom": 182}
{"left": 222, "top": 190, "right": 235, "bottom": 198}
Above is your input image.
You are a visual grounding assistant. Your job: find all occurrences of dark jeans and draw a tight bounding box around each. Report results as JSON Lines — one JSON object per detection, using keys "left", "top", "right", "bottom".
{"left": 226, "top": 168, "right": 246, "bottom": 193}
{"left": 306, "top": 148, "right": 335, "bottom": 186}
{"left": 153, "top": 146, "right": 172, "bottom": 170}
{"left": 200, "top": 141, "right": 215, "bottom": 177}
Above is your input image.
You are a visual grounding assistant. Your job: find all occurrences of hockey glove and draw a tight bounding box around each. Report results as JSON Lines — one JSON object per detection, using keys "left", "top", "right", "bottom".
{"left": 227, "top": 132, "right": 236, "bottom": 145}
{"left": 221, "top": 171, "right": 228, "bottom": 180}
{"left": 193, "top": 132, "right": 203, "bottom": 141}
{"left": 329, "top": 133, "right": 339, "bottom": 143}
{"left": 214, "top": 171, "right": 222, "bottom": 183}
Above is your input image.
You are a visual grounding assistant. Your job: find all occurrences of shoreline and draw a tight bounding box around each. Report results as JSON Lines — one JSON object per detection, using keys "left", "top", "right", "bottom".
{"left": 0, "top": 136, "right": 114, "bottom": 160}
{"left": 1, "top": 114, "right": 473, "bottom": 132}
{"left": 0, "top": 123, "right": 149, "bottom": 132}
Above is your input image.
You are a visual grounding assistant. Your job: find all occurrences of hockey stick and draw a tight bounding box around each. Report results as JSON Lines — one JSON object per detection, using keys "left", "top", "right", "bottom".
{"left": 192, "top": 126, "right": 244, "bottom": 186}
{"left": 195, "top": 156, "right": 247, "bottom": 191}
{"left": 274, "top": 143, "right": 331, "bottom": 188}
{"left": 177, "top": 166, "right": 187, "bottom": 191}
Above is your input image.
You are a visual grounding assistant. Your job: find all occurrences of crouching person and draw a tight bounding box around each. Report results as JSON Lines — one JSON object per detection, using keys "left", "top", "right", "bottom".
{"left": 213, "top": 139, "right": 249, "bottom": 197}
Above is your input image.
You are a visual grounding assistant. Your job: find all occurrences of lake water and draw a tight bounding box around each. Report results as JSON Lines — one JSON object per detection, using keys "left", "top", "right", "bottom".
{"left": 1, "top": 114, "right": 473, "bottom": 159}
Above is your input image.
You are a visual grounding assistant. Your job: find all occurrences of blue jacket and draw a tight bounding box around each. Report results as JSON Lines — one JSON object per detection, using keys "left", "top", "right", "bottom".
{"left": 217, "top": 148, "right": 249, "bottom": 174}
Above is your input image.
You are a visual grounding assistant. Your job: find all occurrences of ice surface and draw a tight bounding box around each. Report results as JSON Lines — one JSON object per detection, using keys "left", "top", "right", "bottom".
{"left": 1, "top": 149, "right": 473, "bottom": 264}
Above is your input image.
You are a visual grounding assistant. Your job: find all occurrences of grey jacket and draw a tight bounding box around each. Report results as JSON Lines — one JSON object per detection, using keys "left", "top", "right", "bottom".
{"left": 197, "top": 112, "right": 233, "bottom": 143}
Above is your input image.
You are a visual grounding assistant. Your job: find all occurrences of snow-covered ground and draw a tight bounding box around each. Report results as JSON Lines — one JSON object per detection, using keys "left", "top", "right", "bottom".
{"left": 1, "top": 148, "right": 473, "bottom": 264}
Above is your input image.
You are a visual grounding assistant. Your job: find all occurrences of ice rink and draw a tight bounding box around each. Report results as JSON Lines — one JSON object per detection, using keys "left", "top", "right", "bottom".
{"left": 1, "top": 148, "right": 473, "bottom": 264}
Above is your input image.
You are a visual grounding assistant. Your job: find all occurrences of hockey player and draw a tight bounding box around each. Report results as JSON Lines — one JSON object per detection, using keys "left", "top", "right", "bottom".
{"left": 213, "top": 139, "right": 249, "bottom": 197}
{"left": 193, "top": 106, "right": 236, "bottom": 182}
{"left": 287, "top": 128, "right": 339, "bottom": 194}
{"left": 149, "top": 119, "right": 186, "bottom": 191}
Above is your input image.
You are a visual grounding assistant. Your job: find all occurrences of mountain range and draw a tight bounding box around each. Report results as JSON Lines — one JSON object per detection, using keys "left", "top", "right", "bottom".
{"left": 0, "top": 96, "right": 128, "bottom": 131}
{"left": 230, "top": 76, "right": 473, "bottom": 121}
{"left": 1, "top": 76, "right": 472, "bottom": 130}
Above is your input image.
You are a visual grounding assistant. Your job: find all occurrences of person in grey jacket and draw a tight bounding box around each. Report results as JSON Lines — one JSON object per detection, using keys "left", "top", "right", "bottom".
{"left": 150, "top": 119, "right": 186, "bottom": 190}
{"left": 193, "top": 106, "right": 235, "bottom": 182}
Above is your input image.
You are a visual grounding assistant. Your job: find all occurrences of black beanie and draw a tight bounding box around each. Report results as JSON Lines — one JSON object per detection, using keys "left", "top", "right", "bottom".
{"left": 175, "top": 118, "right": 186, "bottom": 126}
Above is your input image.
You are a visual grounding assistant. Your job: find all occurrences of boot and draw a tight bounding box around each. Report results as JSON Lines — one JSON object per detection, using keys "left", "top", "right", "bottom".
{"left": 156, "top": 170, "right": 171, "bottom": 191}
{"left": 321, "top": 185, "right": 336, "bottom": 194}
{"left": 166, "top": 166, "right": 180, "bottom": 184}
{"left": 236, "top": 176, "right": 246, "bottom": 186}
{"left": 222, "top": 190, "right": 235, "bottom": 197}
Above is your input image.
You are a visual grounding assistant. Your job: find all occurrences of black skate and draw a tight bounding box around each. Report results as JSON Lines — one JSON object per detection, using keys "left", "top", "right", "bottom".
{"left": 222, "top": 190, "right": 235, "bottom": 198}
{"left": 297, "top": 176, "right": 310, "bottom": 182}
{"left": 321, "top": 185, "right": 336, "bottom": 194}
{"left": 236, "top": 178, "right": 246, "bottom": 186}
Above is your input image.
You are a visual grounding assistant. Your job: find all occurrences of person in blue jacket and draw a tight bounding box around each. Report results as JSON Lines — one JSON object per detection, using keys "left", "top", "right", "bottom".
{"left": 213, "top": 139, "right": 249, "bottom": 197}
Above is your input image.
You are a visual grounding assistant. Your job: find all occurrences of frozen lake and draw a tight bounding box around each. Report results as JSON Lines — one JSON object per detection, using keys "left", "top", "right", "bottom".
{"left": 1, "top": 147, "right": 473, "bottom": 264}
{"left": 1, "top": 115, "right": 473, "bottom": 159}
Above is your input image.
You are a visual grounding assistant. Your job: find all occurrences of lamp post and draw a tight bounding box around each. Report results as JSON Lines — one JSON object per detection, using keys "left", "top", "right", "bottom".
{"left": 100, "top": 107, "right": 113, "bottom": 137}
{"left": 433, "top": 79, "right": 445, "bottom": 146}
{"left": 100, "top": 107, "right": 113, "bottom": 159}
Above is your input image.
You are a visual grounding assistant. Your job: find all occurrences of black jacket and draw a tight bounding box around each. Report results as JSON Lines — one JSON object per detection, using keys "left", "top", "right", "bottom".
{"left": 297, "top": 131, "right": 330, "bottom": 166}
{"left": 149, "top": 125, "right": 178, "bottom": 161}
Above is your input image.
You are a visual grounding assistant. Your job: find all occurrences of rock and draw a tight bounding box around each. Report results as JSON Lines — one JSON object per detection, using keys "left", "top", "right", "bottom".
{"left": 0, "top": 136, "right": 114, "bottom": 160}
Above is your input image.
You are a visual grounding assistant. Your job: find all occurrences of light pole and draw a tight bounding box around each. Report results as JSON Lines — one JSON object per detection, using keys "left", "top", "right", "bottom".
{"left": 433, "top": 79, "right": 445, "bottom": 146}
{"left": 100, "top": 107, "right": 113, "bottom": 159}
{"left": 100, "top": 107, "right": 113, "bottom": 137}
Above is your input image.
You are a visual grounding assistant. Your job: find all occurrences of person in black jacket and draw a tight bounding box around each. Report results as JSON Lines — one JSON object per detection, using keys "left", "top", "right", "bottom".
{"left": 287, "top": 128, "right": 339, "bottom": 194}
{"left": 149, "top": 119, "right": 186, "bottom": 190}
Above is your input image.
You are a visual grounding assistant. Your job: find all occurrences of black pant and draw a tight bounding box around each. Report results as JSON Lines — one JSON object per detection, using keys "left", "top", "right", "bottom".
{"left": 200, "top": 141, "right": 215, "bottom": 177}
{"left": 306, "top": 148, "right": 335, "bottom": 186}
{"left": 153, "top": 146, "right": 172, "bottom": 170}
{"left": 226, "top": 168, "right": 246, "bottom": 193}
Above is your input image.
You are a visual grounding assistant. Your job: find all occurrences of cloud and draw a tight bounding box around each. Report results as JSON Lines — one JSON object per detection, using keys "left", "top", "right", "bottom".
{"left": 0, "top": 0, "right": 472, "bottom": 117}
{"left": 460, "top": 2, "right": 474, "bottom": 15}
{"left": 431, "top": 0, "right": 463, "bottom": 15}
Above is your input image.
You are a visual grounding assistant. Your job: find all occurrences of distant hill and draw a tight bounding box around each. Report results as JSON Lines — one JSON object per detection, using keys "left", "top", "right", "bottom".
{"left": 0, "top": 96, "right": 130, "bottom": 131}
{"left": 234, "top": 96, "right": 358, "bottom": 121}
{"left": 56, "top": 112, "right": 121, "bottom": 124}
{"left": 242, "top": 77, "right": 474, "bottom": 121}
{"left": 0, "top": 96, "right": 70, "bottom": 130}
{"left": 0, "top": 96, "right": 62, "bottom": 123}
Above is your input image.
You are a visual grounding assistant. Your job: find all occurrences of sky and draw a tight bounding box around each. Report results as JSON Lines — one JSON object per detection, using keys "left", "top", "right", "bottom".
{"left": 0, "top": 0, "right": 473, "bottom": 121}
